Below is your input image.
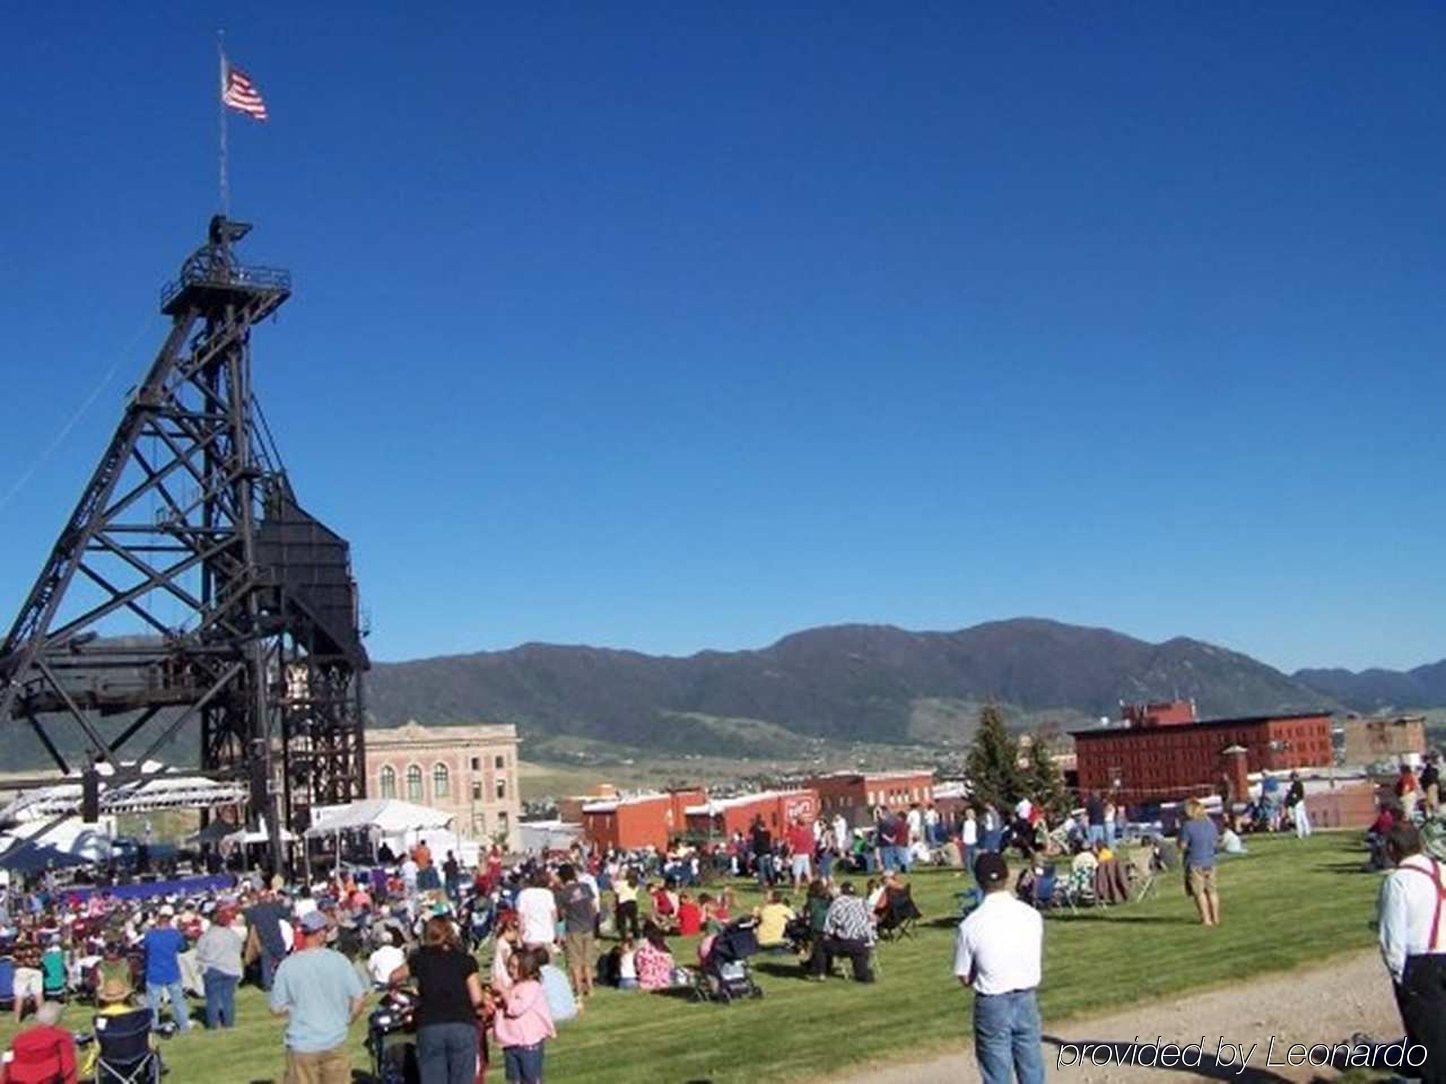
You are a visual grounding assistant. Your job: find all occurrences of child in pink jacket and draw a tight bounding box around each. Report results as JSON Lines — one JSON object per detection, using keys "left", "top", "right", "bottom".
{"left": 492, "top": 947, "right": 555, "bottom": 1084}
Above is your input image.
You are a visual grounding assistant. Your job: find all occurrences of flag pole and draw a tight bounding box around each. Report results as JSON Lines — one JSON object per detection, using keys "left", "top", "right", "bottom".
{"left": 217, "top": 30, "right": 229, "bottom": 217}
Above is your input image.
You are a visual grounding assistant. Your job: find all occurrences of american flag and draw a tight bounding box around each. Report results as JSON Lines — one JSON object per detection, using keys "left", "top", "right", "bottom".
{"left": 222, "top": 64, "right": 268, "bottom": 121}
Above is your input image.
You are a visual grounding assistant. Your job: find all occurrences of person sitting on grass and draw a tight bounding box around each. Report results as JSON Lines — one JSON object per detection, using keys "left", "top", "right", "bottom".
{"left": 714, "top": 887, "right": 736, "bottom": 923}
{"left": 616, "top": 936, "right": 638, "bottom": 990}
{"left": 754, "top": 891, "right": 796, "bottom": 949}
{"left": 801, "top": 880, "right": 833, "bottom": 976}
{"left": 648, "top": 882, "right": 679, "bottom": 934}
{"left": 634, "top": 922, "right": 675, "bottom": 991}
{"left": 813, "top": 883, "right": 874, "bottom": 983}
{"left": 675, "top": 891, "right": 702, "bottom": 937}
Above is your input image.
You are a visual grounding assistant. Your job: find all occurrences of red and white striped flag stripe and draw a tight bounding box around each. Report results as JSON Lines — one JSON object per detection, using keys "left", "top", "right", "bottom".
{"left": 222, "top": 64, "right": 268, "bottom": 121}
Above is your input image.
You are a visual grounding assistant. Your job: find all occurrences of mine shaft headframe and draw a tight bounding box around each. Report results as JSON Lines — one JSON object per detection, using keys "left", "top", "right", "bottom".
{"left": 160, "top": 214, "right": 291, "bottom": 318}
{"left": 0, "top": 215, "right": 366, "bottom": 863}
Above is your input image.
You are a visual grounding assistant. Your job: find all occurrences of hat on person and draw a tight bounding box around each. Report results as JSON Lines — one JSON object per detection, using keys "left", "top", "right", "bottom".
{"left": 298, "top": 910, "right": 329, "bottom": 934}
{"left": 98, "top": 973, "right": 132, "bottom": 1004}
{"left": 158, "top": 905, "right": 175, "bottom": 918}
{"left": 974, "top": 853, "right": 1009, "bottom": 889}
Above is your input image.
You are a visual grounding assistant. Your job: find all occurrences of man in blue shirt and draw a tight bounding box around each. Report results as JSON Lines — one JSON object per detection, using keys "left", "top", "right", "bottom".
{"left": 142, "top": 905, "right": 191, "bottom": 1032}
{"left": 1177, "top": 799, "right": 1220, "bottom": 926}
{"left": 270, "top": 910, "right": 365, "bottom": 1083}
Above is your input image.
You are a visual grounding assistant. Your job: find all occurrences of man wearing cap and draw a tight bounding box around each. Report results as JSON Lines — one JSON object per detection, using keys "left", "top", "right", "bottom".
{"left": 953, "top": 853, "right": 1044, "bottom": 1084}
{"left": 1378, "top": 824, "right": 1446, "bottom": 1081}
{"left": 270, "top": 910, "right": 366, "bottom": 1084}
{"left": 142, "top": 906, "right": 190, "bottom": 1033}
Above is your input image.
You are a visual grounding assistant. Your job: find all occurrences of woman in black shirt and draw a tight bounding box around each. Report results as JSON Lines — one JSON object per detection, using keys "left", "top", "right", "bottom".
{"left": 389, "top": 915, "right": 487, "bottom": 1084}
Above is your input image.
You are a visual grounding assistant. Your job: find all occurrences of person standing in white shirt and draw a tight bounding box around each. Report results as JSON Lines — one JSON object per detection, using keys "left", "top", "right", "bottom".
{"left": 516, "top": 870, "right": 559, "bottom": 950}
{"left": 961, "top": 809, "right": 979, "bottom": 876}
{"left": 953, "top": 853, "right": 1044, "bottom": 1084}
{"left": 400, "top": 856, "right": 419, "bottom": 896}
{"left": 1378, "top": 825, "right": 1446, "bottom": 1079}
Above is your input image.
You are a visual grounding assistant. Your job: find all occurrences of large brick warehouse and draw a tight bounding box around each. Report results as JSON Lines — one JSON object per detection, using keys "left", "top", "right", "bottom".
{"left": 1072, "top": 705, "right": 1334, "bottom": 803}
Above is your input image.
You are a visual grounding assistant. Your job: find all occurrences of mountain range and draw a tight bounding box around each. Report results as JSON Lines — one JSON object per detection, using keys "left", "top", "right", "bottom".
{"left": 365, "top": 618, "right": 1436, "bottom": 753}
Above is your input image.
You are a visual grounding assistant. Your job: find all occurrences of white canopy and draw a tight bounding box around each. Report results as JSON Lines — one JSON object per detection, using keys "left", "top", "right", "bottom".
{"left": 304, "top": 798, "right": 453, "bottom": 838}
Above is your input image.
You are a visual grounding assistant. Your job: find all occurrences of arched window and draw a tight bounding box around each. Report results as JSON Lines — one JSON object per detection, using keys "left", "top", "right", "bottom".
{"left": 406, "top": 764, "right": 423, "bottom": 802}
{"left": 432, "top": 763, "right": 450, "bottom": 799}
{"left": 379, "top": 765, "right": 396, "bottom": 799}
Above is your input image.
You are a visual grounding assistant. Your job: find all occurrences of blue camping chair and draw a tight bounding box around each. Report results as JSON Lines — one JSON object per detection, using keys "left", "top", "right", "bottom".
{"left": 92, "top": 1007, "right": 160, "bottom": 1084}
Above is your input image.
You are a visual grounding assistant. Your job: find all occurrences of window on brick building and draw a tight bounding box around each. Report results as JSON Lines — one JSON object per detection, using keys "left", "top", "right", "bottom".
{"left": 495, "top": 755, "right": 505, "bottom": 771}
{"left": 495, "top": 778, "right": 506, "bottom": 801}
{"left": 379, "top": 765, "right": 396, "bottom": 799}
{"left": 470, "top": 757, "right": 480, "bottom": 772}
{"left": 433, "top": 763, "right": 450, "bottom": 799}
{"left": 406, "top": 764, "right": 422, "bottom": 801}
{"left": 472, "top": 782, "right": 482, "bottom": 800}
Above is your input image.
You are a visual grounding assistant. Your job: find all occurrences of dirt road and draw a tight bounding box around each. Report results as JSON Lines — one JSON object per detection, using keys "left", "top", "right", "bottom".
{"left": 835, "top": 949, "right": 1405, "bottom": 1083}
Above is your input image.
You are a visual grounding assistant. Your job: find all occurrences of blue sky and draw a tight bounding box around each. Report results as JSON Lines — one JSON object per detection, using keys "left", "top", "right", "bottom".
{"left": 1, "top": 3, "right": 1443, "bottom": 672}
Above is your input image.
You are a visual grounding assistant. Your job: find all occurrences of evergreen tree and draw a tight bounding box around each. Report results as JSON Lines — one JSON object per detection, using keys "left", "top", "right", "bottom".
{"left": 966, "top": 703, "right": 1022, "bottom": 810}
{"left": 1022, "top": 731, "right": 1070, "bottom": 819}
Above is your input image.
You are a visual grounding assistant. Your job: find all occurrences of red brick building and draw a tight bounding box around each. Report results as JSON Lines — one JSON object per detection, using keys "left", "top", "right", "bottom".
{"left": 580, "top": 788, "right": 705, "bottom": 851}
{"left": 683, "top": 789, "right": 819, "bottom": 838}
{"left": 1073, "top": 710, "right": 1334, "bottom": 803}
{"left": 806, "top": 771, "right": 934, "bottom": 827}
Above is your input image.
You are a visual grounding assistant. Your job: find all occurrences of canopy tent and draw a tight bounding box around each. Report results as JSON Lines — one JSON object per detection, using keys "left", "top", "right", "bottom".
{"left": 519, "top": 819, "right": 583, "bottom": 854}
{"left": 0, "top": 816, "right": 116, "bottom": 873}
{"left": 0, "top": 842, "right": 93, "bottom": 874}
{"left": 304, "top": 798, "right": 452, "bottom": 839}
{"left": 0, "top": 762, "right": 247, "bottom": 823}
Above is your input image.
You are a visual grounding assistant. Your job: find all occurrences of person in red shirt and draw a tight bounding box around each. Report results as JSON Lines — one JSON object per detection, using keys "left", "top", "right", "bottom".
{"left": 4, "top": 1001, "right": 77, "bottom": 1084}
{"left": 675, "top": 893, "right": 702, "bottom": 937}
{"left": 786, "top": 818, "right": 816, "bottom": 888}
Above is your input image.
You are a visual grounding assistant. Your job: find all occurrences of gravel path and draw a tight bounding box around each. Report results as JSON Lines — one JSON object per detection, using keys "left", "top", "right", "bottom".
{"left": 835, "top": 949, "right": 1404, "bottom": 1083}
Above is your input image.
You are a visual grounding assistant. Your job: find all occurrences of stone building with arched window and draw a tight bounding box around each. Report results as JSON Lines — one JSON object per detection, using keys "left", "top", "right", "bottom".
{"left": 365, "top": 721, "right": 521, "bottom": 849}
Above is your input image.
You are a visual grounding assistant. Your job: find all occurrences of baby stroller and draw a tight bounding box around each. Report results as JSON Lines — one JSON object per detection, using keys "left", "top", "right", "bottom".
{"left": 368, "top": 988, "right": 419, "bottom": 1084}
{"left": 693, "top": 919, "right": 763, "bottom": 1004}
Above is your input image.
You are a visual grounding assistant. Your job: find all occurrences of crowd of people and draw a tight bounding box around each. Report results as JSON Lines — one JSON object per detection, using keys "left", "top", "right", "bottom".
{"left": 0, "top": 757, "right": 1442, "bottom": 1084}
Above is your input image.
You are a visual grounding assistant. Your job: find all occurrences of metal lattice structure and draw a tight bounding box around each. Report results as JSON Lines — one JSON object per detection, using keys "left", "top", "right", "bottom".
{"left": 0, "top": 216, "right": 368, "bottom": 866}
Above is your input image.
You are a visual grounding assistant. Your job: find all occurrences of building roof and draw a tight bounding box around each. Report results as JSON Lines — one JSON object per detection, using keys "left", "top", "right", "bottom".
{"left": 808, "top": 769, "right": 933, "bottom": 783}
{"left": 685, "top": 788, "right": 815, "bottom": 816}
{"left": 366, "top": 720, "right": 519, "bottom": 746}
{"left": 1071, "top": 710, "right": 1332, "bottom": 739}
{"left": 579, "top": 790, "right": 681, "bottom": 814}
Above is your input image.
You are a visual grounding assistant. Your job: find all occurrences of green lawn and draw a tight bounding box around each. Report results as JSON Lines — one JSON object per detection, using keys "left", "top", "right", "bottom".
{"left": 1, "top": 833, "right": 1382, "bottom": 1082}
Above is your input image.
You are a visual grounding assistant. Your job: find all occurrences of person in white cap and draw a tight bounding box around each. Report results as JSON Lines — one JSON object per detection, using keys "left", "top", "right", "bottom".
{"left": 142, "top": 905, "right": 190, "bottom": 1032}
{"left": 270, "top": 909, "right": 365, "bottom": 1084}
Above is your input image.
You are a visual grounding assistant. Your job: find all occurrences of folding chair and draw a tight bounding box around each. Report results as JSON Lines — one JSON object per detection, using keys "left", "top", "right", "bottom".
{"left": 0, "top": 956, "right": 16, "bottom": 1015}
{"left": 1128, "top": 849, "right": 1157, "bottom": 901}
{"left": 1062, "top": 866, "right": 1096, "bottom": 913}
{"left": 92, "top": 1008, "right": 160, "bottom": 1084}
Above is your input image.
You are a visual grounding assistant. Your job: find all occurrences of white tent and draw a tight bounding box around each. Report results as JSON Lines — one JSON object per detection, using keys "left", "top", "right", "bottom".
{"left": 304, "top": 798, "right": 453, "bottom": 838}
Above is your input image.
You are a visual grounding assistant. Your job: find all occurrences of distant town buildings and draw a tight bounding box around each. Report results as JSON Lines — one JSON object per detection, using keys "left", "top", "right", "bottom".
{"left": 1072, "top": 700, "right": 1334, "bottom": 802}
{"left": 1340, "top": 714, "right": 1427, "bottom": 765}
{"left": 684, "top": 788, "right": 819, "bottom": 838}
{"left": 806, "top": 770, "right": 935, "bottom": 827}
{"left": 580, "top": 788, "right": 704, "bottom": 851}
{"left": 365, "top": 721, "right": 521, "bottom": 849}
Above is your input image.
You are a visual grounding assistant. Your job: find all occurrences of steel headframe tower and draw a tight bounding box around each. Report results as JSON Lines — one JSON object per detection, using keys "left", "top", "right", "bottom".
{"left": 0, "top": 216, "right": 368, "bottom": 869}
